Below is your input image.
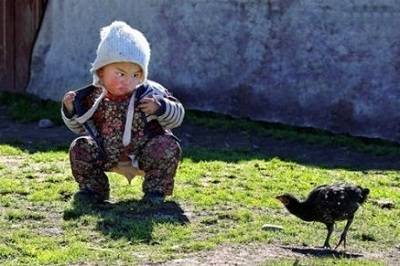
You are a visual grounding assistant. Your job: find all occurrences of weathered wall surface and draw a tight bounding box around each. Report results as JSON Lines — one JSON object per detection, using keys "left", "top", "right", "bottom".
{"left": 27, "top": 0, "right": 400, "bottom": 142}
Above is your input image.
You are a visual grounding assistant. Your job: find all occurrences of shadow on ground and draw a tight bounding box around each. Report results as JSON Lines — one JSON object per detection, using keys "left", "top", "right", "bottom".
{"left": 281, "top": 246, "right": 364, "bottom": 259}
{"left": 0, "top": 140, "right": 70, "bottom": 153}
{"left": 2, "top": 137, "right": 400, "bottom": 172}
{"left": 1, "top": 116, "right": 400, "bottom": 171}
{"left": 182, "top": 144, "right": 400, "bottom": 172}
{"left": 63, "top": 193, "right": 190, "bottom": 243}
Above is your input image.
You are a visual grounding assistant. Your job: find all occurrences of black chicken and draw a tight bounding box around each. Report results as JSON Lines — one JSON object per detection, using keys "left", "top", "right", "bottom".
{"left": 276, "top": 183, "right": 369, "bottom": 249}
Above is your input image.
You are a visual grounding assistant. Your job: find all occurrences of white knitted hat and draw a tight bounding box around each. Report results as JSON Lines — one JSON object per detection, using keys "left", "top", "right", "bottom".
{"left": 90, "top": 21, "right": 151, "bottom": 85}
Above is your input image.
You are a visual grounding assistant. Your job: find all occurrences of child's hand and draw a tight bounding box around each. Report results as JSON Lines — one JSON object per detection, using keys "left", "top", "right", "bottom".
{"left": 63, "top": 91, "right": 76, "bottom": 114}
{"left": 138, "top": 96, "right": 161, "bottom": 115}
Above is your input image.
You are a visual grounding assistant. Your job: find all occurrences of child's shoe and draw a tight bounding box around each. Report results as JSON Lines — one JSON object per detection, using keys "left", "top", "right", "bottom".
{"left": 142, "top": 191, "right": 165, "bottom": 205}
{"left": 75, "top": 187, "right": 109, "bottom": 203}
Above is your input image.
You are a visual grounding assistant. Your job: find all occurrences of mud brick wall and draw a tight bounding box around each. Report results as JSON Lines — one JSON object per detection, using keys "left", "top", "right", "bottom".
{"left": 27, "top": 0, "right": 400, "bottom": 142}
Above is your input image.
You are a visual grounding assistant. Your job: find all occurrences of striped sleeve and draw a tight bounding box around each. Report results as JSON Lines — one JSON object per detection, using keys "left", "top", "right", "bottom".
{"left": 155, "top": 96, "right": 185, "bottom": 129}
{"left": 61, "top": 105, "right": 85, "bottom": 135}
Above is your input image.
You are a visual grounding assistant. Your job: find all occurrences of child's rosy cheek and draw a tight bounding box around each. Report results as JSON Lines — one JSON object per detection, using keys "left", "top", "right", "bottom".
{"left": 110, "top": 78, "right": 121, "bottom": 87}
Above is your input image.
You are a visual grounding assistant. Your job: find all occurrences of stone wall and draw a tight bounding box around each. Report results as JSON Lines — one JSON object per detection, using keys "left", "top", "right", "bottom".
{"left": 27, "top": 0, "right": 400, "bottom": 142}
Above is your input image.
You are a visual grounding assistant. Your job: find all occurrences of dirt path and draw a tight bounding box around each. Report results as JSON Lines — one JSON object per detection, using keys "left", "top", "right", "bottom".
{"left": 158, "top": 243, "right": 399, "bottom": 266}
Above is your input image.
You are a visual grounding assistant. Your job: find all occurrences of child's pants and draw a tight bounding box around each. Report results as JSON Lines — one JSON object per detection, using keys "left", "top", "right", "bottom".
{"left": 69, "top": 134, "right": 181, "bottom": 200}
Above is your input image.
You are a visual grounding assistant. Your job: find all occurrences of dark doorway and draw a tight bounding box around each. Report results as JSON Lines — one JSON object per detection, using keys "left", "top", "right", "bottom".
{"left": 0, "top": 0, "right": 47, "bottom": 93}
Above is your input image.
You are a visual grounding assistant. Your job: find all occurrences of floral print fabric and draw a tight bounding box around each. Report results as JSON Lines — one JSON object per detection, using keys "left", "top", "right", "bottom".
{"left": 69, "top": 88, "right": 181, "bottom": 200}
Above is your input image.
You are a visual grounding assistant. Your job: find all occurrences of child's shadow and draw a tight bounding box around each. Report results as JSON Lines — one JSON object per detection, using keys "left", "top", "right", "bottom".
{"left": 63, "top": 193, "right": 190, "bottom": 243}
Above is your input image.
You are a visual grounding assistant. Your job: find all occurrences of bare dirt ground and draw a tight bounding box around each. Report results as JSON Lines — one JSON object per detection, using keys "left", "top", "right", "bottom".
{"left": 157, "top": 243, "right": 393, "bottom": 266}
{"left": 1, "top": 106, "right": 399, "bottom": 265}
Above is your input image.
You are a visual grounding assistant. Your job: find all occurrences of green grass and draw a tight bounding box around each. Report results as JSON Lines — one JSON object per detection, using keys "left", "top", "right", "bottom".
{"left": 0, "top": 93, "right": 399, "bottom": 264}
{"left": 0, "top": 144, "right": 398, "bottom": 265}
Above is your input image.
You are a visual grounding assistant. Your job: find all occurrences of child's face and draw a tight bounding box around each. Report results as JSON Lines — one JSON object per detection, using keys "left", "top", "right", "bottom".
{"left": 98, "top": 62, "right": 143, "bottom": 96}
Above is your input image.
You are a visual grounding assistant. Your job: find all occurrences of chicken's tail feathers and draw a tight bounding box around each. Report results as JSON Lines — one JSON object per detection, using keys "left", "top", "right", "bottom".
{"left": 360, "top": 187, "right": 370, "bottom": 204}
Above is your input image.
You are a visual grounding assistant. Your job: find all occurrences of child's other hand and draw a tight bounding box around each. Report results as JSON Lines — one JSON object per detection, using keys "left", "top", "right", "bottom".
{"left": 138, "top": 96, "right": 160, "bottom": 115}
{"left": 63, "top": 91, "right": 76, "bottom": 113}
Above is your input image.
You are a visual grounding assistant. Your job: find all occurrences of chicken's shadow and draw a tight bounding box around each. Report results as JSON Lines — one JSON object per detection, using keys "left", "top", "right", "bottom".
{"left": 282, "top": 246, "right": 363, "bottom": 258}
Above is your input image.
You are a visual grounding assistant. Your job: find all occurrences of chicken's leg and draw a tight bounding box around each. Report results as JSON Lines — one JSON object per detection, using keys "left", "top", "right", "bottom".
{"left": 323, "top": 223, "right": 334, "bottom": 249}
{"left": 335, "top": 217, "right": 354, "bottom": 249}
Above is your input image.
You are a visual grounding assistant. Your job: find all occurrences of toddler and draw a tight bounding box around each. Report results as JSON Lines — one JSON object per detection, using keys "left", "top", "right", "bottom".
{"left": 61, "top": 21, "right": 184, "bottom": 204}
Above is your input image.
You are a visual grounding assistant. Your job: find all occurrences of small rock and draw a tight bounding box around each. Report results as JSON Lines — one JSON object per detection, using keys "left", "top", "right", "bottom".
{"left": 373, "top": 199, "right": 395, "bottom": 209}
{"left": 38, "top": 119, "right": 55, "bottom": 128}
{"left": 42, "top": 227, "right": 64, "bottom": 236}
{"left": 262, "top": 224, "right": 283, "bottom": 231}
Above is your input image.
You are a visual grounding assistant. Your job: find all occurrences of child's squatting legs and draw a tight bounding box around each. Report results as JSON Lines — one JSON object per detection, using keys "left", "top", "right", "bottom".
{"left": 69, "top": 136, "right": 110, "bottom": 201}
{"left": 69, "top": 135, "right": 181, "bottom": 201}
{"left": 139, "top": 135, "right": 182, "bottom": 197}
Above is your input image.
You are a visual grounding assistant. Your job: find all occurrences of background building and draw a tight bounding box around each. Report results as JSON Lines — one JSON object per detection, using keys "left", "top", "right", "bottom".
{"left": 2, "top": 0, "right": 400, "bottom": 142}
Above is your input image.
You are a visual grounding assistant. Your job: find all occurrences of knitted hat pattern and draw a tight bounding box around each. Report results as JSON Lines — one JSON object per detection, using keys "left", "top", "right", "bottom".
{"left": 90, "top": 21, "right": 151, "bottom": 86}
